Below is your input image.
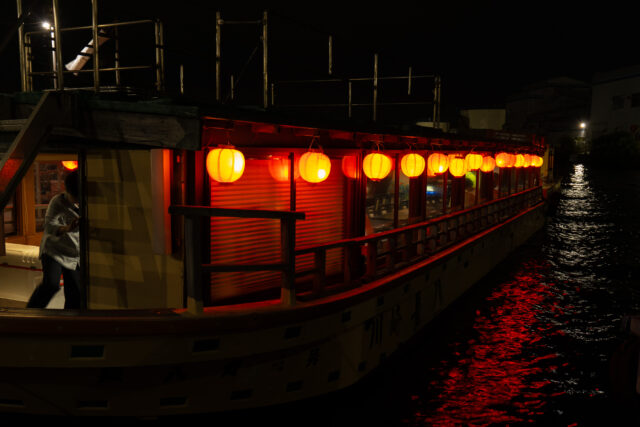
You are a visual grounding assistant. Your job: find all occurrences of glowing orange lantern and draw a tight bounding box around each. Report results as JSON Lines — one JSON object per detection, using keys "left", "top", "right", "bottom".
{"left": 495, "top": 152, "right": 513, "bottom": 168}
{"left": 400, "top": 153, "right": 425, "bottom": 178}
{"left": 464, "top": 153, "right": 483, "bottom": 171}
{"left": 363, "top": 152, "right": 392, "bottom": 181}
{"left": 268, "top": 157, "right": 298, "bottom": 182}
{"left": 206, "top": 146, "right": 245, "bottom": 183}
{"left": 531, "top": 155, "right": 544, "bottom": 167}
{"left": 61, "top": 160, "right": 78, "bottom": 171}
{"left": 514, "top": 154, "right": 525, "bottom": 168}
{"left": 448, "top": 156, "right": 466, "bottom": 177}
{"left": 427, "top": 153, "right": 448, "bottom": 175}
{"left": 480, "top": 156, "right": 496, "bottom": 173}
{"left": 342, "top": 155, "right": 358, "bottom": 179}
{"left": 299, "top": 151, "right": 331, "bottom": 183}
{"left": 522, "top": 154, "right": 532, "bottom": 168}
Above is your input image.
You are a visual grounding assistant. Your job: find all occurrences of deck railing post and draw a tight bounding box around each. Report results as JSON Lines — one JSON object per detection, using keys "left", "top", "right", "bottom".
{"left": 184, "top": 216, "right": 204, "bottom": 314}
{"left": 366, "top": 240, "right": 377, "bottom": 278}
{"left": 343, "top": 243, "right": 352, "bottom": 286}
{"left": 281, "top": 216, "right": 296, "bottom": 305}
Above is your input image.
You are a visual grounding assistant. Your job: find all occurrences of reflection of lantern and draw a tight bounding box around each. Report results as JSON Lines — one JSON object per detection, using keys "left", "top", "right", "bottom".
{"left": 427, "top": 153, "right": 448, "bottom": 175}
{"left": 363, "top": 152, "right": 392, "bottom": 181}
{"left": 268, "top": 157, "right": 297, "bottom": 182}
{"left": 206, "top": 146, "right": 245, "bottom": 183}
{"left": 341, "top": 155, "right": 358, "bottom": 179}
{"left": 495, "top": 152, "right": 515, "bottom": 168}
{"left": 465, "top": 153, "right": 483, "bottom": 171}
{"left": 299, "top": 151, "right": 331, "bottom": 183}
{"left": 531, "top": 155, "right": 544, "bottom": 167}
{"left": 480, "top": 156, "right": 496, "bottom": 172}
{"left": 522, "top": 154, "right": 532, "bottom": 168}
{"left": 449, "top": 156, "right": 466, "bottom": 177}
{"left": 514, "top": 154, "right": 525, "bottom": 167}
{"left": 61, "top": 160, "right": 78, "bottom": 171}
{"left": 400, "top": 153, "right": 425, "bottom": 178}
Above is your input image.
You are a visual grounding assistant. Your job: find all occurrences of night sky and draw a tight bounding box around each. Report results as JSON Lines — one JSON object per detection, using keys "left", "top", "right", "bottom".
{"left": 0, "top": 1, "right": 636, "bottom": 119}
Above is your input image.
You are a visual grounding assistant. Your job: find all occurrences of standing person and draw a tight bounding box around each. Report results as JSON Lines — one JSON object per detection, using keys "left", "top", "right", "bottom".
{"left": 26, "top": 170, "right": 82, "bottom": 309}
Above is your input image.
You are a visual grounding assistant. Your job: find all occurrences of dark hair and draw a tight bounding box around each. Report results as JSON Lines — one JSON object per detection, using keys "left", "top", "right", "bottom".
{"left": 64, "top": 170, "right": 79, "bottom": 199}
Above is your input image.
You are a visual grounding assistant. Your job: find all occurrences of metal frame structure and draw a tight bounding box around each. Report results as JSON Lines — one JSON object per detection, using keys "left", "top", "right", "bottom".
{"left": 16, "top": 0, "right": 165, "bottom": 93}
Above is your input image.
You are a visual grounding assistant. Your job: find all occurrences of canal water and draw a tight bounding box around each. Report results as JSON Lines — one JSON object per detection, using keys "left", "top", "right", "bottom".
{"left": 206, "top": 162, "right": 640, "bottom": 426}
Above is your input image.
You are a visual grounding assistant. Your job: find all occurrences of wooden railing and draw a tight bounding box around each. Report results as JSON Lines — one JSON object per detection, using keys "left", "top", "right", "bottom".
{"left": 168, "top": 206, "right": 305, "bottom": 313}
{"left": 170, "top": 186, "right": 542, "bottom": 312}
{"left": 295, "top": 186, "right": 544, "bottom": 295}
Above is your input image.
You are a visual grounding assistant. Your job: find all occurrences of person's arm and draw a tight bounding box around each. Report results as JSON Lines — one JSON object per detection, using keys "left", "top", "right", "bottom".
{"left": 44, "top": 196, "right": 77, "bottom": 236}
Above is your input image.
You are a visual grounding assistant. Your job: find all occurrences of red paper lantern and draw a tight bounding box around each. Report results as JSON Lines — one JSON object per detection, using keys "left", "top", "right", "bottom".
{"left": 363, "top": 152, "right": 392, "bottom": 181}
{"left": 514, "top": 154, "right": 525, "bottom": 168}
{"left": 400, "top": 153, "right": 426, "bottom": 178}
{"left": 206, "top": 146, "right": 245, "bottom": 183}
{"left": 465, "top": 153, "right": 483, "bottom": 171}
{"left": 495, "top": 152, "right": 511, "bottom": 168}
{"left": 268, "top": 157, "right": 298, "bottom": 182}
{"left": 448, "top": 156, "right": 466, "bottom": 177}
{"left": 341, "top": 155, "right": 358, "bottom": 179}
{"left": 427, "top": 153, "right": 449, "bottom": 175}
{"left": 522, "top": 154, "right": 532, "bottom": 168}
{"left": 480, "top": 156, "right": 496, "bottom": 173}
{"left": 299, "top": 151, "right": 331, "bottom": 183}
{"left": 531, "top": 155, "right": 544, "bottom": 167}
{"left": 61, "top": 160, "right": 78, "bottom": 171}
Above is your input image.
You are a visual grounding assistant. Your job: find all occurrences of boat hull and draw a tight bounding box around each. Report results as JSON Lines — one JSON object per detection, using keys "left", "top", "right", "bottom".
{"left": 0, "top": 202, "right": 546, "bottom": 416}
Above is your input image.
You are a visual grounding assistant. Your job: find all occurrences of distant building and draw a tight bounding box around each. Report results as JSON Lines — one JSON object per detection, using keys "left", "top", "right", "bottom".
{"left": 504, "top": 77, "right": 590, "bottom": 146}
{"left": 459, "top": 109, "right": 505, "bottom": 131}
{"left": 590, "top": 64, "right": 640, "bottom": 141}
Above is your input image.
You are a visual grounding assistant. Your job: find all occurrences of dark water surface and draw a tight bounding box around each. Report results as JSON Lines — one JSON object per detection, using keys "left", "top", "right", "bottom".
{"left": 221, "top": 162, "right": 640, "bottom": 426}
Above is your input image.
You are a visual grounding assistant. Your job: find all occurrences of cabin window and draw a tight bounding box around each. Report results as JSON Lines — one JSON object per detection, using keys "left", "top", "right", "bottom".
{"left": 464, "top": 170, "right": 477, "bottom": 208}
{"left": 426, "top": 173, "right": 444, "bottom": 219}
{"left": 447, "top": 173, "right": 464, "bottom": 213}
{"left": 365, "top": 163, "right": 395, "bottom": 234}
{"left": 398, "top": 170, "right": 410, "bottom": 227}
{"left": 493, "top": 167, "right": 500, "bottom": 199}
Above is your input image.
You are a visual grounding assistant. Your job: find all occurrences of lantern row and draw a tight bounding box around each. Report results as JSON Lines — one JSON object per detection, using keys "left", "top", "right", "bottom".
{"left": 205, "top": 146, "right": 544, "bottom": 184}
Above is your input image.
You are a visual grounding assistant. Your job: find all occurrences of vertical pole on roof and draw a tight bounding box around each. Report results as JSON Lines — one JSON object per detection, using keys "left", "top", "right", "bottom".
{"left": 215, "top": 11, "right": 221, "bottom": 102}
{"left": 16, "top": 0, "right": 26, "bottom": 92}
{"left": 328, "top": 35, "right": 333, "bottom": 75}
{"left": 52, "top": 0, "right": 64, "bottom": 90}
{"left": 180, "top": 64, "right": 185, "bottom": 95}
{"left": 230, "top": 75, "right": 234, "bottom": 100}
{"left": 407, "top": 66, "right": 412, "bottom": 95}
{"left": 154, "top": 19, "right": 165, "bottom": 93}
{"left": 114, "top": 25, "right": 121, "bottom": 87}
{"left": 348, "top": 80, "right": 352, "bottom": 118}
{"left": 262, "top": 10, "right": 268, "bottom": 109}
{"left": 91, "top": 0, "right": 100, "bottom": 92}
{"left": 373, "top": 53, "right": 378, "bottom": 121}
{"left": 26, "top": 33, "right": 33, "bottom": 91}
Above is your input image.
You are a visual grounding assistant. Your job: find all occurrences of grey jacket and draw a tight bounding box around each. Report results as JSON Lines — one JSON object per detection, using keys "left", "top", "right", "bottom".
{"left": 39, "top": 193, "right": 80, "bottom": 270}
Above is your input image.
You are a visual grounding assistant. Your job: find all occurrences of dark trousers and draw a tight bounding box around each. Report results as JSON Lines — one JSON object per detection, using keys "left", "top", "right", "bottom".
{"left": 27, "top": 253, "right": 81, "bottom": 309}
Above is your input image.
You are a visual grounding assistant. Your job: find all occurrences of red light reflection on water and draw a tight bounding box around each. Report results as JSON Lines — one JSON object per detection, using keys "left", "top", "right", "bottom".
{"left": 418, "top": 261, "right": 564, "bottom": 425}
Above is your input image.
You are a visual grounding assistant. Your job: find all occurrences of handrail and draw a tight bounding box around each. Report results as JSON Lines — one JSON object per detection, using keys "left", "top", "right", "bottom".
{"left": 168, "top": 205, "right": 306, "bottom": 314}
{"left": 295, "top": 186, "right": 543, "bottom": 294}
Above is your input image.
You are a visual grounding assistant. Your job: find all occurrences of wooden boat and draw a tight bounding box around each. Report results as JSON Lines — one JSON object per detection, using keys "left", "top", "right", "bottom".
{"left": 0, "top": 3, "right": 548, "bottom": 416}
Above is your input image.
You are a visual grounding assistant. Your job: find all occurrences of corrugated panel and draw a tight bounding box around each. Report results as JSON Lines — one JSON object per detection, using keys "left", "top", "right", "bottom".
{"left": 295, "top": 157, "right": 344, "bottom": 276}
{"left": 209, "top": 154, "right": 344, "bottom": 302}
